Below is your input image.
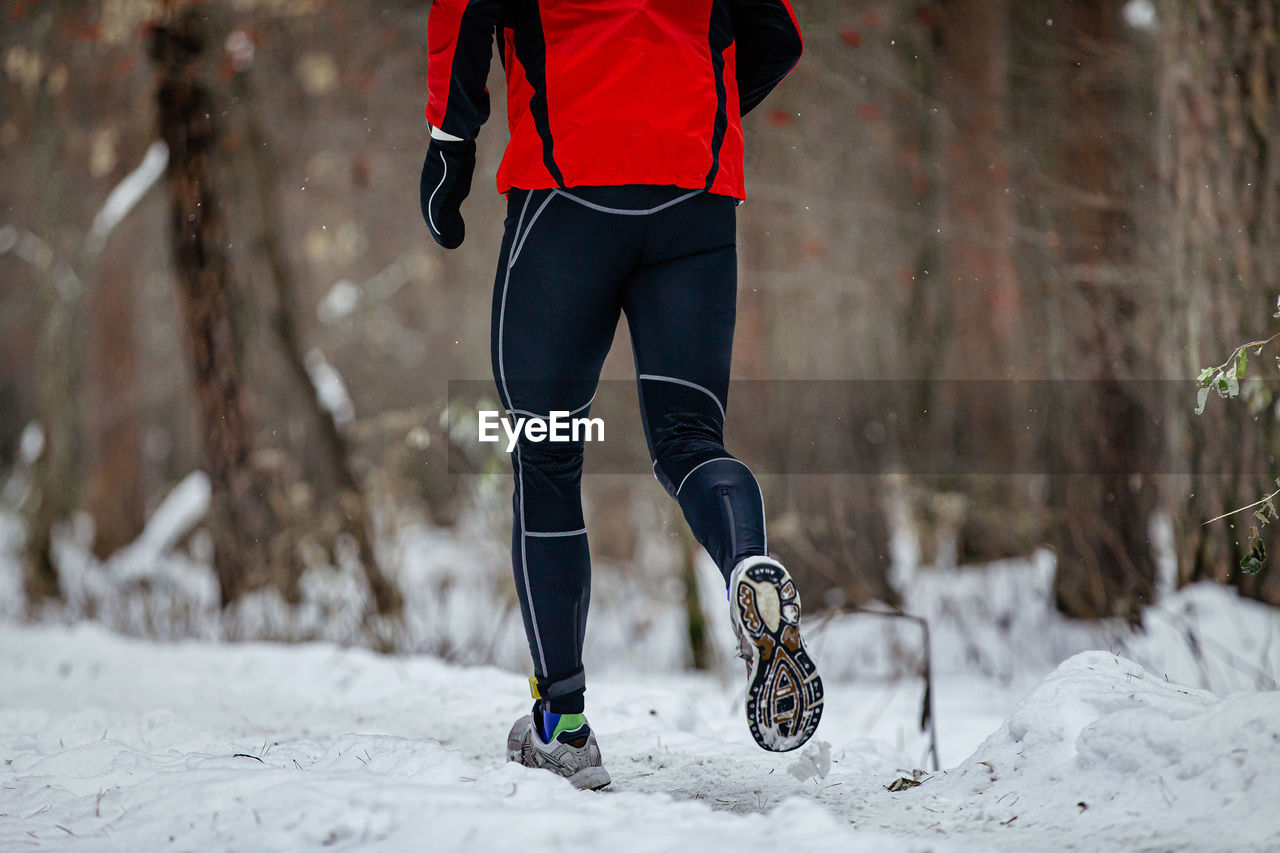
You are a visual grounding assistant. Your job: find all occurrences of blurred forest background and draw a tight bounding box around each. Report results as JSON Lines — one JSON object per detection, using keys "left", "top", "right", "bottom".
{"left": 2, "top": 0, "right": 1279, "bottom": 666}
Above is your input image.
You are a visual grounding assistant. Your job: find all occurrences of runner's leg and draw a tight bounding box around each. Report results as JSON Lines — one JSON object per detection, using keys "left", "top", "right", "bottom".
{"left": 623, "top": 192, "right": 768, "bottom": 583}
{"left": 491, "top": 188, "right": 642, "bottom": 713}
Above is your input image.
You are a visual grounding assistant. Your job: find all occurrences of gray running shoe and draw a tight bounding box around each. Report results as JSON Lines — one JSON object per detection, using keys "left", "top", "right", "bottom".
{"left": 729, "top": 556, "right": 824, "bottom": 752}
{"left": 506, "top": 708, "right": 612, "bottom": 790}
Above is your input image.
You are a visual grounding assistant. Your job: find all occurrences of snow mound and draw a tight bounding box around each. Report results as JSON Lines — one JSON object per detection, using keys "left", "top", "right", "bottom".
{"left": 914, "top": 651, "right": 1280, "bottom": 850}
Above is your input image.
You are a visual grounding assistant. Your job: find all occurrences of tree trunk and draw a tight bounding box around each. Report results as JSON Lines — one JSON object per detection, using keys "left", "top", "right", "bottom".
{"left": 1161, "top": 0, "right": 1280, "bottom": 604}
{"left": 18, "top": 3, "right": 84, "bottom": 608}
{"left": 936, "top": 0, "right": 1022, "bottom": 376}
{"left": 1046, "top": 0, "right": 1160, "bottom": 620}
{"left": 230, "top": 66, "right": 401, "bottom": 617}
{"left": 24, "top": 265, "right": 80, "bottom": 607}
{"left": 86, "top": 251, "right": 145, "bottom": 560}
{"left": 150, "top": 7, "right": 295, "bottom": 606}
{"left": 932, "top": 0, "right": 1037, "bottom": 563}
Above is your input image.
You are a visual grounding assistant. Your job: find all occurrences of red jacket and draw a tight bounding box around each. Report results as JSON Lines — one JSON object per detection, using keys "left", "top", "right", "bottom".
{"left": 426, "top": 0, "right": 802, "bottom": 199}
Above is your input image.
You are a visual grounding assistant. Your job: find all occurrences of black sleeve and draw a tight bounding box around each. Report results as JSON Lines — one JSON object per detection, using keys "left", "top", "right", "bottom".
{"left": 730, "top": 0, "right": 803, "bottom": 116}
{"left": 426, "top": 0, "right": 503, "bottom": 140}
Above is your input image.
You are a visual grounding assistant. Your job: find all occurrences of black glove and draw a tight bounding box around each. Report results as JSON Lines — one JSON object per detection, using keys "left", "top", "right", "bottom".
{"left": 419, "top": 136, "right": 476, "bottom": 249}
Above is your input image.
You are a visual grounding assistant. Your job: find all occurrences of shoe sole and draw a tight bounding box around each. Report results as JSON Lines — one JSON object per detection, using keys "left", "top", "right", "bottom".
{"left": 568, "top": 765, "right": 612, "bottom": 791}
{"left": 731, "top": 560, "right": 824, "bottom": 752}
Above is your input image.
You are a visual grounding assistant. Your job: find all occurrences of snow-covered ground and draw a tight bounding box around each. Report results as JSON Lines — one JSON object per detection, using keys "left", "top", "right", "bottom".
{"left": 3, "top": 478, "right": 1279, "bottom": 850}
{"left": 3, "top": 622, "right": 1278, "bottom": 851}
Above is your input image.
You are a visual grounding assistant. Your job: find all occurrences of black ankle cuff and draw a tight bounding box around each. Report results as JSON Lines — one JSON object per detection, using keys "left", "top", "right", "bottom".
{"left": 545, "top": 688, "right": 585, "bottom": 715}
{"left": 535, "top": 668, "right": 586, "bottom": 714}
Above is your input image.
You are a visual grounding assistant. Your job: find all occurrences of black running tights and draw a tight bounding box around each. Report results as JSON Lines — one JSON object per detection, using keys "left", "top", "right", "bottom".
{"left": 490, "top": 185, "right": 767, "bottom": 713}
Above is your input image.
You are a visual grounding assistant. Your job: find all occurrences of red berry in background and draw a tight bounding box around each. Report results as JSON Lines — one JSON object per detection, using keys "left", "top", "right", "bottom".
{"left": 839, "top": 28, "right": 863, "bottom": 48}
{"left": 769, "top": 109, "right": 793, "bottom": 127}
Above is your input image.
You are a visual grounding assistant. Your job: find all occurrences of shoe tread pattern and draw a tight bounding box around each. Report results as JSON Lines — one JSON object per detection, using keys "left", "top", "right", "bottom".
{"left": 734, "top": 562, "right": 824, "bottom": 752}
